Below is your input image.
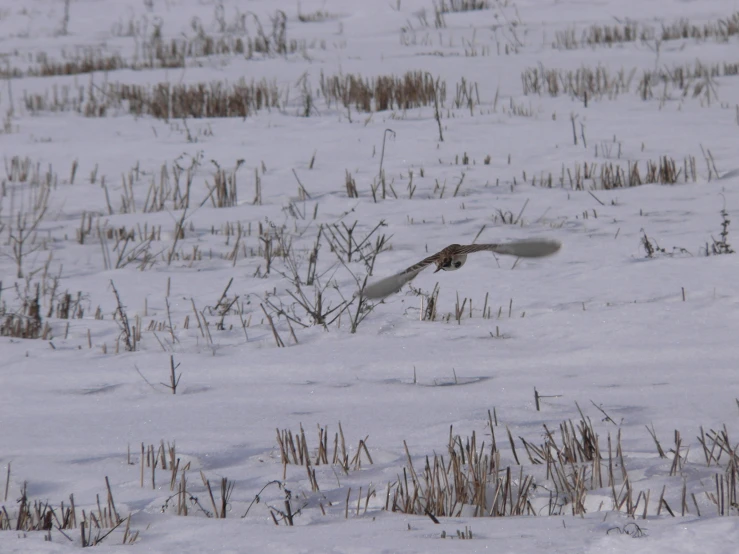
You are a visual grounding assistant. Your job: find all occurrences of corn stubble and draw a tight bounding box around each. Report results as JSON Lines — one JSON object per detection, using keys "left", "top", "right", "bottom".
{"left": 23, "top": 70, "right": 470, "bottom": 121}
{"left": 522, "top": 60, "right": 739, "bottom": 104}
{"left": 265, "top": 411, "right": 739, "bottom": 522}
{"left": 0, "top": 478, "right": 137, "bottom": 546}
{"left": 552, "top": 12, "right": 739, "bottom": 50}
{"left": 387, "top": 408, "right": 739, "bottom": 520}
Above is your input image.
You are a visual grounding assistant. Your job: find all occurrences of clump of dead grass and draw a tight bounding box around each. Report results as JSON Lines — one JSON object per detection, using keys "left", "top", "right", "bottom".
{"left": 390, "top": 407, "right": 739, "bottom": 520}
{"left": 319, "top": 70, "right": 452, "bottom": 113}
{"left": 0, "top": 475, "right": 137, "bottom": 545}
{"left": 389, "top": 409, "right": 617, "bottom": 518}
{"left": 298, "top": 9, "right": 335, "bottom": 23}
{"left": 24, "top": 79, "right": 281, "bottom": 120}
{"left": 523, "top": 60, "right": 739, "bottom": 105}
{"left": 534, "top": 156, "right": 697, "bottom": 191}
{"left": 0, "top": 282, "right": 50, "bottom": 339}
{"left": 436, "top": 0, "right": 491, "bottom": 13}
{"left": 553, "top": 21, "right": 650, "bottom": 49}
{"left": 707, "top": 208, "right": 734, "bottom": 255}
{"left": 115, "top": 80, "right": 281, "bottom": 120}
{"left": 24, "top": 71, "right": 472, "bottom": 120}
{"left": 553, "top": 12, "right": 739, "bottom": 50}
{"left": 1, "top": 9, "right": 318, "bottom": 79}
{"left": 34, "top": 49, "right": 126, "bottom": 77}
{"left": 661, "top": 12, "right": 739, "bottom": 42}
{"left": 276, "top": 422, "right": 373, "bottom": 480}
{"left": 0, "top": 266, "right": 94, "bottom": 340}
{"left": 521, "top": 64, "right": 634, "bottom": 99}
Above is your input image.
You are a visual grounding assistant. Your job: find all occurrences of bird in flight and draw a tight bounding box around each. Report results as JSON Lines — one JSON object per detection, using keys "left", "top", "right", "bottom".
{"left": 362, "top": 239, "right": 561, "bottom": 300}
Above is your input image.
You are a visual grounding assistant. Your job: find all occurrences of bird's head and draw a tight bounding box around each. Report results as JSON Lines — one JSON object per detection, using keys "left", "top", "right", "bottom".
{"left": 434, "top": 253, "right": 467, "bottom": 273}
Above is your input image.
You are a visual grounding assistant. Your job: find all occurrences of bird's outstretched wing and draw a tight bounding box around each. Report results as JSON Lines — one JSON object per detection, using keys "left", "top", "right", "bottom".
{"left": 457, "top": 239, "right": 561, "bottom": 258}
{"left": 362, "top": 252, "right": 440, "bottom": 300}
{"left": 362, "top": 238, "right": 561, "bottom": 300}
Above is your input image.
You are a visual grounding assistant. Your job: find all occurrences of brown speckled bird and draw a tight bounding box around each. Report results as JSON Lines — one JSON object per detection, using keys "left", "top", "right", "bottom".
{"left": 363, "top": 239, "right": 561, "bottom": 300}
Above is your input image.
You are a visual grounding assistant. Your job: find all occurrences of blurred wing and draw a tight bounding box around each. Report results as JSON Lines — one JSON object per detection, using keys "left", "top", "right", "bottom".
{"left": 460, "top": 239, "right": 561, "bottom": 258}
{"left": 362, "top": 252, "right": 439, "bottom": 300}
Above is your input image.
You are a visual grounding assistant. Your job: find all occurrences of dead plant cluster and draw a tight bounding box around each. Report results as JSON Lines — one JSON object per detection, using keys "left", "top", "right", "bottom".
{"left": 0, "top": 283, "right": 49, "bottom": 339}
{"left": 636, "top": 62, "right": 726, "bottom": 104}
{"left": 521, "top": 64, "right": 634, "bottom": 100}
{"left": 20, "top": 66, "right": 482, "bottom": 122}
{"left": 553, "top": 12, "right": 739, "bottom": 50}
{"left": 390, "top": 407, "right": 739, "bottom": 520}
{"left": 22, "top": 80, "right": 270, "bottom": 119}
{"left": 391, "top": 427, "right": 534, "bottom": 517}
{"left": 298, "top": 9, "right": 335, "bottom": 23}
{"left": 84, "top": 155, "right": 246, "bottom": 218}
{"left": 0, "top": 267, "right": 94, "bottom": 340}
{"left": 2, "top": 168, "right": 54, "bottom": 278}
{"left": 276, "top": 422, "right": 373, "bottom": 488}
{"left": 583, "top": 20, "right": 646, "bottom": 47}
{"left": 134, "top": 440, "right": 233, "bottom": 519}
{"left": 23, "top": 85, "right": 96, "bottom": 116}
{"left": 138, "top": 439, "right": 305, "bottom": 525}
{"left": 95, "top": 220, "right": 160, "bottom": 272}
{"left": 696, "top": 426, "right": 739, "bottom": 515}
{"left": 11, "top": 216, "right": 376, "bottom": 352}
{"left": 522, "top": 60, "right": 736, "bottom": 103}
{"left": 387, "top": 410, "right": 632, "bottom": 518}
{"left": 707, "top": 208, "right": 734, "bottom": 255}
{"left": 641, "top": 205, "right": 732, "bottom": 259}
{"left": 180, "top": 412, "right": 739, "bottom": 524}
{"left": 24, "top": 70, "right": 461, "bottom": 120}
{"left": 435, "top": 0, "right": 491, "bottom": 13}
{"left": 141, "top": 31, "right": 243, "bottom": 67}
{"left": 553, "top": 21, "right": 650, "bottom": 49}
{"left": 31, "top": 49, "right": 127, "bottom": 78}
{"left": 0, "top": 474, "right": 136, "bottom": 545}
{"left": 4, "top": 155, "right": 58, "bottom": 190}
{"left": 2, "top": 10, "right": 316, "bottom": 79}
{"left": 140, "top": 10, "right": 309, "bottom": 64}
{"left": 410, "top": 285, "right": 524, "bottom": 326}
{"left": 660, "top": 12, "right": 739, "bottom": 42}
{"left": 319, "top": 70, "right": 448, "bottom": 113}
{"left": 525, "top": 156, "right": 696, "bottom": 191}
{"left": 260, "top": 218, "right": 389, "bottom": 337}
{"left": 0, "top": 51, "right": 124, "bottom": 80}
{"left": 93, "top": 213, "right": 389, "bottom": 350}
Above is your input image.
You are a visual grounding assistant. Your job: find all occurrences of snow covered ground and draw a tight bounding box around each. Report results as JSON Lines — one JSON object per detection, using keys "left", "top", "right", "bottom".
{"left": 2, "top": 0, "right": 739, "bottom": 551}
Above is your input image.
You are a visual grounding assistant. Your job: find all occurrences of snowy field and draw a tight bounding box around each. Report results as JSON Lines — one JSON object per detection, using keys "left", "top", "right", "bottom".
{"left": 2, "top": 0, "right": 739, "bottom": 551}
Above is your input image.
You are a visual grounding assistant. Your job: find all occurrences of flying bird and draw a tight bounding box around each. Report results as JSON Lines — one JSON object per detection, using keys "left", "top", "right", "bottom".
{"left": 362, "top": 239, "right": 561, "bottom": 300}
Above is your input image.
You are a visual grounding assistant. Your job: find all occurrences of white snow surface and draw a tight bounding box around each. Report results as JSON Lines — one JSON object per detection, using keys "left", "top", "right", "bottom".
{"left": 2, "top": 0, "right": 739, "bottom": 551}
